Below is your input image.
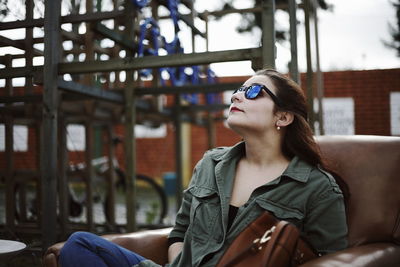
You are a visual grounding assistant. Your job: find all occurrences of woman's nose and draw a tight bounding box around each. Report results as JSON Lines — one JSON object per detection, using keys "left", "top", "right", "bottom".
{"left": 231, "top": 92, "right": 243, "bottom": 103}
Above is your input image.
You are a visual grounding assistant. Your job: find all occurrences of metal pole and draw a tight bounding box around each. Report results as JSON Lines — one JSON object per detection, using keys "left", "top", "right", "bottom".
{"left": 174, "top": 95, "right": 183, "bottom": 210}
{"left": 288, "top": 0, "right": 300, "bottom": 84}
{"left": 25, "top": 0, "right": 34, "bottom": 93}
{"left": 261, "top": 0, "right": 276, "bottom": 69}
{"left": 304, "top": 0, "right": 315, "bottom": 131}
{"left": 85, "top": 119, "right": 94, "bottom": 231}
{"left": 124, "top": 0, "right": 137, "bottom": 232}
{"left": 5, "top": 54, "right": 15, "bottom": 231}
{"left": 58, "top": 117, "right": 69, "bottom": 239}
{"left": 106, "top": 126, "right": 116, "bottom": 228}
{"left": 42, "top": 0, "right": 61, "bottom": 249}
{"left": 313, "top": 2, "right": 325, "bottom": 135}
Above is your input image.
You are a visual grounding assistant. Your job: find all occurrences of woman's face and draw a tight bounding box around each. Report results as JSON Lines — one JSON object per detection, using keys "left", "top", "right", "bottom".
{"left": 227, "top": 75, "right": 280, "bottom": 134}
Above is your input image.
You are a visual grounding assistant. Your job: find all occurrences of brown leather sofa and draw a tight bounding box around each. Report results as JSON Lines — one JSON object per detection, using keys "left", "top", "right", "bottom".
{"left": 43, "top": 135, "right": 400, "bottom": 266}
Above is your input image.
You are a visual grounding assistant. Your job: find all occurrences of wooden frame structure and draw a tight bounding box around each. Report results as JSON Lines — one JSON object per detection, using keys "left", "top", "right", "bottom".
{"left": 0, "top": 0, "right": 323, "bottom": 250}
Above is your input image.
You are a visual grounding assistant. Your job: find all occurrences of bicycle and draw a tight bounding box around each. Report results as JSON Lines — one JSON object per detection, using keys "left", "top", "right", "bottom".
{"left": 67, "top": 137, "right": 168, "bottom": 229}
{"left": 12, "top": 137, "right": 168, "bottom": 230}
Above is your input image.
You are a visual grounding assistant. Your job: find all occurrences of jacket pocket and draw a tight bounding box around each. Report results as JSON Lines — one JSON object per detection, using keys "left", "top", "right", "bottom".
{"left": 255, "top": 198, "right": 304, "bottom": 229}
{"left": 189, "top": 186, "right": 220, "bottom": 243}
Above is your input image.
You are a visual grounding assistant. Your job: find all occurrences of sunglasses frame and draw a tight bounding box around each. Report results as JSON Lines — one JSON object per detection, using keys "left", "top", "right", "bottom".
{"left": 232, "top": 84, "right": 282, "bottom": 107}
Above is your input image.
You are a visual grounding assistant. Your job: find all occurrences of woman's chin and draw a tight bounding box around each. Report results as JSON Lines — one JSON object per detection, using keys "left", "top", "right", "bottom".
{"left": 227, "top": 118, "right": 249, "bottom": 133}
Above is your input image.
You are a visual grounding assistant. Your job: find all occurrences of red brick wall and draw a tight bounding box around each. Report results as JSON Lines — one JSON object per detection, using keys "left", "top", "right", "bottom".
{"left": 1, "top": 69, "right": 399, "bottom": 178}
{"left": 321, "top": 69, "right": 400, "bottom": 135}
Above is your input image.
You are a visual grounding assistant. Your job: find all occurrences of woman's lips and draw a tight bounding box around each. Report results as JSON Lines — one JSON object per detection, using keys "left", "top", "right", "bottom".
{"left": 230, "top": 106, "right": 243, "bottom": 112}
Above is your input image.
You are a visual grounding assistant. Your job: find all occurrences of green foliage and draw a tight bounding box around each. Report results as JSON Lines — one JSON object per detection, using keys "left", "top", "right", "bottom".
{"left": 0, "top": 0, "right": 10, "bottom": 21}
{"left": 387, "top": 0, "right": 400, "bottom": 56}
{"left": 215, "top": 0, "right": 332, "bottom": 43}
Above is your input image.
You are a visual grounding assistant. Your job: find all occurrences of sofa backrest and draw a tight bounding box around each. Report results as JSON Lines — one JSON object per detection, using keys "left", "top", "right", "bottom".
{"left": 316, "top": 135, "right": 400, "bottom": 247}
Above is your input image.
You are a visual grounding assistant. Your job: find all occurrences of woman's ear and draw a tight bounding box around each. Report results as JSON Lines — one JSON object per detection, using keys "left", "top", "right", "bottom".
{"left": 275, "top": 111, "right": 294, "bottom": 128}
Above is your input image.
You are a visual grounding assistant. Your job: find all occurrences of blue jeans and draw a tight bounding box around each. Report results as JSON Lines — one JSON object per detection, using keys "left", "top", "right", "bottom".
{"left": 59, "top": 231, "right": 146, "bottom": 267}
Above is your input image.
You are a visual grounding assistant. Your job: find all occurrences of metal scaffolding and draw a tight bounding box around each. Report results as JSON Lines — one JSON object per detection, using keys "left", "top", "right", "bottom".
{"left": 0, "top": 0, "right": 323, "bottom": 251}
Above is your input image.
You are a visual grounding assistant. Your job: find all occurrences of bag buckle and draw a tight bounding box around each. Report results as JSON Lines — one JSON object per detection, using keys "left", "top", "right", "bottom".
{"left": 252, "top": 226, "right": 276, "bottom": 251}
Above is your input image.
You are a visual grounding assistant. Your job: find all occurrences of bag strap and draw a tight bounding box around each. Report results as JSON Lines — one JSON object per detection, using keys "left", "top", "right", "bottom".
{"left": 216, "top": 212, "right": 318, "bottom": 267}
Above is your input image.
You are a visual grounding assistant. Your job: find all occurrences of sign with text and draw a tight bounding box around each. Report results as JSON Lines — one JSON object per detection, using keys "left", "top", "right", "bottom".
{"left": 67, "top": 124, "right": 86, "bottom": 151}
{"left": 135, "top": 124, "right": 167, "bottom": 138}
{"left": 322, "top": 97, "right": 355, "bottom": 135}
{"left": 0, "top": 124, "right": 28, "bottom": 152}
{"left": 390, "top": 92, "right": 400, "bottom": 136}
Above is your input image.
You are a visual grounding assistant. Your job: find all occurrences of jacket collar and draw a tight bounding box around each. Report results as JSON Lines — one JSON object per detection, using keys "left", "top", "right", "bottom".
{"left": 209, "top": 141, "right": 245, "bottom": 162}
{"left": 281, "top": 156, "right": 312, "bottom": 183}
{"left": 209, "top": 141, "right": 313, "bottom": 183}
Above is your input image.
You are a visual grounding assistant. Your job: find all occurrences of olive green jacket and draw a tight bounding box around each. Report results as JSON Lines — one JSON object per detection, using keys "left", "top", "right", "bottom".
{"left": 135, "top": 142, "right": 348, "bottom": 267}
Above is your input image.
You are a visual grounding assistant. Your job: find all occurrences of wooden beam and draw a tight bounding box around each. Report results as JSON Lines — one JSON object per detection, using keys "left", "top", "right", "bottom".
{"left": 181, "top": 103, "right": 229, "bottom": 112}
{"left": 0, "top": 48, "right": 260, "bottom": 78}
{"left": 0, "top": 35, "right": 43, "bottom": 56}
{"left": 59, "top": 48, "right": 262, "bottom": 74}
{"left": 58, "top": 79, "right": 124, "bottom": 104}
{"left": 0, "top": 10, "right": 125, "bottom": 30}
{"left": 92, "top": 23, "right": 135, "bottom": 51}
{"left": 0, "top": 94, "right": 42, "bottom": 104}
{"left": 0, "top": 66, "right": 40, "bottom": 79}
{"left": 178, "top": 14, "right": 205, "bottom": 38}
{"left": 134, "top": 82, "right": 241, "bottom": 95}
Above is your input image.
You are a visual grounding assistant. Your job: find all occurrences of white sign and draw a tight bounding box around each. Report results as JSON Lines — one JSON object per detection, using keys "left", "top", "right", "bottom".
{"left": 390, "top": 92, "right": 400, "bottom": 136}
{"left": 135, "top": 124, "right": 167, "bottom": 138}
{"left": 0, "top": 124, "right": 28, "bottom": 151}
{"left": 322, "top": 97, "right": 355, "bottom": 135}
{"left": 67, "top": 124, "right": 86, "bottom": 151}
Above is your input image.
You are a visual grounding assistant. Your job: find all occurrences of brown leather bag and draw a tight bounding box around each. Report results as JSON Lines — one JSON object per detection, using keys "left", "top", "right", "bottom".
{"left": 216, "top": 211, "right": 318, "bottom": 267}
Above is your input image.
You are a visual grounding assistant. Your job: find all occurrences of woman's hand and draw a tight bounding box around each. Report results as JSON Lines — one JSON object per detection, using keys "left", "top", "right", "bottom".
{"left": 168, "top": 242, "right": 183, "bottom": 263}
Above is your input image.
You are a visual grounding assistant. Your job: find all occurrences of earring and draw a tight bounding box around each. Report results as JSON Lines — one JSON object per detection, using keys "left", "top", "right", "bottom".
{"left": 276, "top": 126, "right": 281, "bottom": 130}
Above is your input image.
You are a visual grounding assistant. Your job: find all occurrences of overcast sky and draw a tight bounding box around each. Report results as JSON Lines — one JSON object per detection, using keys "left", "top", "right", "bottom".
{"left": 0, "top": 0, "right": 398, "bottom": 78}
{"left": 192, "top": 0, "right": 399, "bottom": 76}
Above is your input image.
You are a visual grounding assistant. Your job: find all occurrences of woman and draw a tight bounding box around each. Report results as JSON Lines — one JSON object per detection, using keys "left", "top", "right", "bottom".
{"left": 60, "top": 69, "right": 348, "bottom": 267}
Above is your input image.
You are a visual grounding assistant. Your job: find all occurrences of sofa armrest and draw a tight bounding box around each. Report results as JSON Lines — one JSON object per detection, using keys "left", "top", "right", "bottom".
{"left": 300, "top": 243, "right": 400, "bottom": 267}
{"left": 43, "top": 227, "right": 172, "bottom": 267}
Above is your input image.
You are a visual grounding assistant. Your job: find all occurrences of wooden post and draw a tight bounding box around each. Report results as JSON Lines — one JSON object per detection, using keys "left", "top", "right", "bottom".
{"left": 313, "top": 3, "right": 325, "bottom": 135}
{"left": 288, "top": 0, "right": 300, "bottom": 84}
{"left": 304, "top": 0, "right": 315, "bottom": 131}
{"left": 124, "top": 0, "right": 137, "bottom": 232}
{"left": 174, "top": 95, "right": 183, "bottom": 210}
{"left": 41, "top": 0, "right": 61, "bottom": 249}
{"left": 206, "top": 114, "right": 216, "bottom": 150}
{"left": 111, "top": 0, "right": 121, "bottom": 88}
{"left": 4, "top": 54, "right": 15, "bottom": 231}
{"left": 85, "top": 119, "right": 94, "bottom": 231}
{"left": 261, "top": 0, "right": 276, "bottom": 69}
{"left": 58, "top": 117, "right": 69, "bottom": 238}
{"left": 106, "top": 126, "right": 116, "bottom": 228}
{"left": 71, "top": 0, "right": 81, "bottom": 83}
{"left": 25, "top": 0, "right": 34, "bottom": 94}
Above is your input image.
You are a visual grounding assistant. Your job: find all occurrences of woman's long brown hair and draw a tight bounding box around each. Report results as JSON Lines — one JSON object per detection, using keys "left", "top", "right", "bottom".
{"left": 255, "top": 69, "right": 349, "bottom": 203}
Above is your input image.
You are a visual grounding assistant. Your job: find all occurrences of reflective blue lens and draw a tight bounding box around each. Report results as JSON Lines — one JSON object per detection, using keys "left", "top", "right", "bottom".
{"left": 245, "top": 85, "right": 263, "bottom": 99}
{"left": 232, "top": 84, "right": 282, "bottom": 106}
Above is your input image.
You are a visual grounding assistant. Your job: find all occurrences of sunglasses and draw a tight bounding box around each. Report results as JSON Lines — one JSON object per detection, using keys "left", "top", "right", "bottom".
{"left": 232, "top": 84, "right": 282, "bottom": 107}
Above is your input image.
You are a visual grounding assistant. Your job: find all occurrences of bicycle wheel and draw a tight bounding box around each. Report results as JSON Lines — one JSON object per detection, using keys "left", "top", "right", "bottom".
{"left": 104, "top": 170, "right": 168, "bottom": 228}
{"left": 136, "top": 174, "right": 168, "bottom": 226}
